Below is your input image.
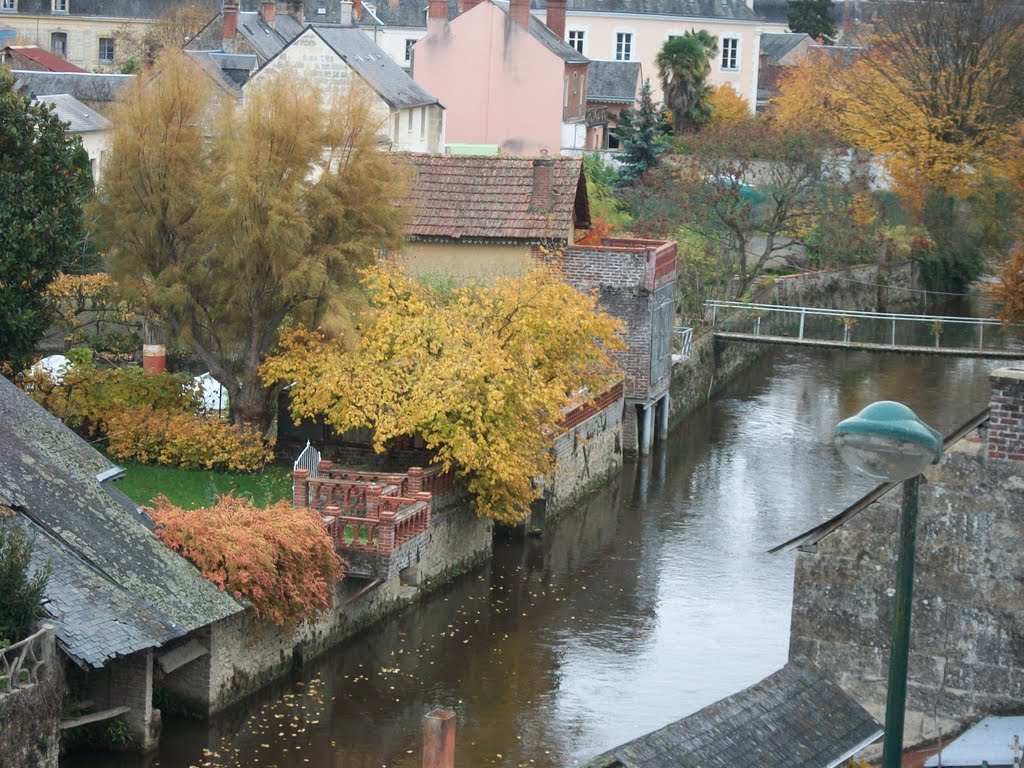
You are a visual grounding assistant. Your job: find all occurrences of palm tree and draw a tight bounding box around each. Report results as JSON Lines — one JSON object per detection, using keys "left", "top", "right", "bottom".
{"left": 656, "top": 31, "right": 719, "bottom": 134}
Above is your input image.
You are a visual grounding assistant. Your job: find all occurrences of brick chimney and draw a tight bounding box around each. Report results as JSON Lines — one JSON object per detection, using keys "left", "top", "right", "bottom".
{"left": 509, "top": 0, "right": 530, "bottom": 30}
{"left": 530, "top": 151, "right": 555, "bottom": 211}
{"left": 546, "top": 0, "right": 566, "bottom": 39}
{"left": 284, "top": 0, "right": 304, "bottom": 23}
{"left": 428, "top": 0, "right": 447, "bottom": 31}
{"left": 260, "top": 0, "right": 276, "bottom": 25}
{"left": 988, "top": 368, "right": 1024, "bottom": 461}
{"left": 222, "top": 1, "right": 240, "bottom": 46}
{"left": 461, "top": 0, "right": 482, "bottom": 11}
{"left": 353, "top": 0, "right": 363, "bottom": 20}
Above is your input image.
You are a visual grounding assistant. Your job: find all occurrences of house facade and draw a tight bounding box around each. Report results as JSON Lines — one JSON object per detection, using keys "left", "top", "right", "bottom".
{"left": 411, "top": 0, "right": 587, "bottom": 154}
{"left": 584, "top": 58, "right": 640, "bottom": 149}
{"left": 34, "top": 92, "right": 112, "bottom": 181}
{"left": 0, "top": 0, "right": 218, "bottom": 72}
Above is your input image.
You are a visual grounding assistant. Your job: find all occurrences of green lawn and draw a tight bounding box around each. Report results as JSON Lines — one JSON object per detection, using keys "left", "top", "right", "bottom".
{"left": 114, "top": 463, "right": 293, "bottom": 510}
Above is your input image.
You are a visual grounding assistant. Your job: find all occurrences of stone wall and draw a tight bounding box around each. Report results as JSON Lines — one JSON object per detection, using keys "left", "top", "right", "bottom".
{"left": 790, "top": 368, "right": 1024, "bottom": 748}
{"left": 159, "top": 500, "right": 492, "bottom": 714}
{"left": 0, "top": 626, "right": 61, "bottom": 768}
{"left": 546, "top": 386, "right": 624, "bottom": 517}
{"left": 88, "top": 649, "right": 157, "bottom": 750}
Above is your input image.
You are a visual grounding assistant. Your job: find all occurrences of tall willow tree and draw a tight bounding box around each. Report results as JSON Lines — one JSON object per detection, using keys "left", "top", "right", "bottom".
{"left": 91, "top": 53, "right": 407, "bottom": 431}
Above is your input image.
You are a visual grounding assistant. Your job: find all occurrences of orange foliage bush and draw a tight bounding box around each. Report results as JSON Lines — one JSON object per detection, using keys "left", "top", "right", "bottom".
{"left": 106, "top": 406, "right": 273, "bottom": 471}
{"left": 150, "top": 494, "right": 346, "bottom": 629}
{"left": 990, "top": 244, "right": 1024, "bottom": 325}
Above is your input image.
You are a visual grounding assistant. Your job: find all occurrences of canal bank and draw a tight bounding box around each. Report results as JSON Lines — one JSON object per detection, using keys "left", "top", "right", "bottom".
{"left": 64, "top": 347, "right": 1002, "bottom": 768}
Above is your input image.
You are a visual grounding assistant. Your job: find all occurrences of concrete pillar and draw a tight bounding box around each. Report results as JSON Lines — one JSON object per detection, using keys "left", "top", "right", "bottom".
{"left": 657, "top": 393, "right": 670, "bottom": 441}
{"left": 622, "top": 404, "right": 639, "bottom": 457}
{"left": 639, "top": 404, "right": 653, "bottom": 456}
{"left": 423, "top": 709, "right": 456, "bottom": 768}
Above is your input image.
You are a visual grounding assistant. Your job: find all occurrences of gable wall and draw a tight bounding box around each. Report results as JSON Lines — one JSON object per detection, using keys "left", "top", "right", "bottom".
{"left": 412, "top": 2, "right": 565, "bottom": 154}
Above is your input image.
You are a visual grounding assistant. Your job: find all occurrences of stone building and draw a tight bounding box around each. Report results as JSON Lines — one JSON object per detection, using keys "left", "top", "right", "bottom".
{"left": 789, "top": 367, "right": 1024, "bottom": 749}
{"left": 0, "top": 376, "right": 242, "bottom": 752}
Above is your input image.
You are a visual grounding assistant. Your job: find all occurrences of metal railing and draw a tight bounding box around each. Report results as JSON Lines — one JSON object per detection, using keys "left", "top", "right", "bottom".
{"left": 673, "top": 327, "right": 694, "bottom": 361}
{"left": 705, "top": 300, "right": 1022, "bottom": 352}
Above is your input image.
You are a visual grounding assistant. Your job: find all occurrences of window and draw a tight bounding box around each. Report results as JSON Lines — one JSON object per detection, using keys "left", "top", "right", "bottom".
{"left": 404, "top": 38, "right": 415, "bottom": 62}
{"left": 419, "top": 107, "right": 425, "bottom": 139}
{"left": 52, "top": 0, "right": 67, "bottom": 11}
{"left": 50, "top": 31, "right": 67, "bottom": 57}
{"left": 721, "top": 37, "right": 738, "bottom": 71}
{"left": 1, "top": 0, "right": 17, "bottom": 12}
{"left": 615, "top": 32, "right": 632, "bottom": 61}
{"left": 99, "top": 37, "right": 115, "bottom": 63}
{"left": 567, "top": 30, "right": 584, "bottom": 54}
{"left": 407, "top": 108, "right": 413, "bottom": 132}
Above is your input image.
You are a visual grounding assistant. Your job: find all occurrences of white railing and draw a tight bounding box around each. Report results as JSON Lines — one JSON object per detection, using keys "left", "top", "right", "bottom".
{"left": 673, "top": 327, "right": 693, "bottom": 361}
{"left": 705, "top": 300, "right": 1021, "bottom": 351}
{"left": 1, "top": 625, "right": 52, "bottom": 695}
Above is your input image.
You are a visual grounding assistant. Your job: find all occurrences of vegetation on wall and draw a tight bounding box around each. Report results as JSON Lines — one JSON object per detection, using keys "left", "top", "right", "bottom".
{"left": 150, "top": 495, "right": 346, "bottom": 629}
{"left": 262, "top": 264, "right": 624, "bottom": 524}
{"left": 0, "top": 514, "right": 50, "bottom": 645}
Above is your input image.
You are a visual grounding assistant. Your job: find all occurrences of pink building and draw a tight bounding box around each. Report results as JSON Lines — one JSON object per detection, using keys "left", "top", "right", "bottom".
{"left": 411, "top": 0, "right": 589, "bottom": 154}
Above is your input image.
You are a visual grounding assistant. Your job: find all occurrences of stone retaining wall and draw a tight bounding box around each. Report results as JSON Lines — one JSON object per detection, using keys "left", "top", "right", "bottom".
{"left": 158, "top": 501, "right": 492, "bottom": 714}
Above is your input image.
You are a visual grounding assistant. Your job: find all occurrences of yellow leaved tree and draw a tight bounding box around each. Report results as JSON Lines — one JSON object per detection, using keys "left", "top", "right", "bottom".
{"left": 708, "top": 84, "right": 753, "bottom": 126}
{"left": 261, "top": 264, "right": 624, "bottom": 524}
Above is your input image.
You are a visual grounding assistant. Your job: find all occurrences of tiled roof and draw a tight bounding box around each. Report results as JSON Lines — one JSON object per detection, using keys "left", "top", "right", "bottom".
{"left": 10, "top": 70, "right": 134, "bottom": 107}
{"left": 35, "top": 93, "right": 113, "bottom": 133}
{"left": 396, "top": 153, "right": 588, "bottom": 241}
{"left": 583, "top": 663, "right": 883, "bottom": 768}
{"left": 312, "top": 26, "right": 440, "bottom": 108}
{"left": 0, "top": 376, "right": 242, "bottom": 669}
{"left": 4, "top": 45, "right": 87, "bottom": 72}
{"left": 588, "top": 60, "right": 641, "bottom": 103}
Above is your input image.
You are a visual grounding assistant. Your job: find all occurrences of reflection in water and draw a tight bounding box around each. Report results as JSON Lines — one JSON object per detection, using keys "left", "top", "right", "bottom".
{"left": 67, "top": 349, "right": 998, "bottom": 768}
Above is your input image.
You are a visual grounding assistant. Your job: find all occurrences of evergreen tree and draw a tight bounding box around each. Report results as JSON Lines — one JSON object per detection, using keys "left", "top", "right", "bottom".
{"left": 0, "top": 70, "right": 91, "bottom": 370}
{"left": 787, "top": 0, "right": 837, "bottom": 44}
{"left": 616, "top": 79, "right": 668, "bottom": 186}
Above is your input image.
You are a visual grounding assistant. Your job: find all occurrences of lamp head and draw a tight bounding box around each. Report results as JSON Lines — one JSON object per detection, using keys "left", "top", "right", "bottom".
{"left": 834, "top": 401, "right": 943, "bottom": 483}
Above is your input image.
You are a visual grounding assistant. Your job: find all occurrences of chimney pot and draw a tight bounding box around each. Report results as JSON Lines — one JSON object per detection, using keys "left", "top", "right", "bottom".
{"left": 509, "top": 0, "right": 530, "bottom": 29}
{"left": 546, "top": 0, "right": 566, "bottom": 39}
{"left": 428, "top": 0, "right": 447, "bottom": 21}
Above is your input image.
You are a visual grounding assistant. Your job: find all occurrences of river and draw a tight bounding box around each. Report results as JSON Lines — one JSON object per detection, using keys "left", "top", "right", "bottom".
{"left": 71, "top": 347, "right": 1001, "bottom": 768}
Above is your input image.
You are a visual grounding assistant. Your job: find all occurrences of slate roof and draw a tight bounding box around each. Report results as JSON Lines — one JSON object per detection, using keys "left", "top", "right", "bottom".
{"left": 0, "top": 376, "right": 242, "bottom": 669}
{"left": 12, "top": 0, "right": 218, "bottom": 18}
{"left": 588, "top": 60, "right": 641, "bottom": 103}
{"left": 34, "top": 93, "right": 113, "bottom": 133}
{"left": 2, "top": 45, "right": 87, "bottom": 72}
{"left": 184, "top": 50, "right": 246, "bottom": 97}
{"left": 488, "top": 0, "right": 589, "bottom": 62}
{"left": 753, "top": 0, "right": 790, "bottom": 24}
{"left": 10, "top": 70, "right": 135, "bottom": 107}
{"left": 311, "top": 26, "right": 441, "bottom": 108}
{"left": 396, "top": 153, "right": 589, "bottom": 241}
{"left": 760, "top": 32, "right": 811, "bottom": 63}
{"left": 518, "top": 0, "right": 761, "bottom": 22}
{"left": 583, "top": 663, "right": 883, "bottom": 768}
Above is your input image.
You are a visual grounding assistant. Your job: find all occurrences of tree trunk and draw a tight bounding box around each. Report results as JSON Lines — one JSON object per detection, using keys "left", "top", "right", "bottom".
{"left": 230, "top": 377, "right": 276, "bottom": 436}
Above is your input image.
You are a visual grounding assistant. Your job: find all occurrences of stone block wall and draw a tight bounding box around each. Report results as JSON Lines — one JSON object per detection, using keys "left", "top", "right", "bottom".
{"left": 88, "top": 649, "right": 158, "bottom": 751}
{"left": 789, "top": 368, "right": 1024, "bottom": 748}
{"left": 757, "top": 262, "right": 919, "bottom": 313}
{"left": 546, "top": 384, "right": 624, "bottom": 516}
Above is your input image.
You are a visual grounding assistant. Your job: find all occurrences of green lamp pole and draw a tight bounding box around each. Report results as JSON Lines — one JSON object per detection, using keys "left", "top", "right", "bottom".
{"left": 834, "top": 401, "right": 944, "bottom": 768}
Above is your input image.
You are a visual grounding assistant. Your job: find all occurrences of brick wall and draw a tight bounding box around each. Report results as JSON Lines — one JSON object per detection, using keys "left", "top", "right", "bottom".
{"left": 988, "top": 368, "right": 1024, "bottom": 461}
{"left": 789, "top": 368, "right": 1024, "bottom": 749}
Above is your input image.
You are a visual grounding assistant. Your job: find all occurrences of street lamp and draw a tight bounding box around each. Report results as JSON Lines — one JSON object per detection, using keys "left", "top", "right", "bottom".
{"left": 834, "top": 401, "right": 944, "bottom": 768}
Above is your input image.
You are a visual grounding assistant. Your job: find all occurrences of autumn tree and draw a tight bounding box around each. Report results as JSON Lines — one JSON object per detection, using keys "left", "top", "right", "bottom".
{"left": 786, "top": 0, "right": 836, "bottom": 44}
{"left": 261, "top": 264, "right": 624, "bottom": 524}
{"left": 114, "top": 0, "right": 215, "bottom": 72}
{"left": 150, "top": 494, "right": 345, "bottom": 630}
{"left": 91, "top": 53, "right": 407, "bottom": 432}
{"left": 656, "top": 31, "right": 718, "bottom": 134}
{"left": 991, "top": 245, "right": 1024, "bottom": 325}
{"left": 708, "top": 84, "right": 752, "bottom": 126}
{"left": 0, "top": 70, "right": 91, "bottom": 370}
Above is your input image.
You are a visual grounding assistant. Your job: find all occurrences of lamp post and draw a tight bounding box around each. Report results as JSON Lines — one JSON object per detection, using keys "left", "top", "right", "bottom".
{"left": 834, "top": 401, "right": 944, "bottom": 768}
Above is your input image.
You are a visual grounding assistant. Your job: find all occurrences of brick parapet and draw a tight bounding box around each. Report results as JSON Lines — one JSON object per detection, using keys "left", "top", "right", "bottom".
{"left": 988, "top": 368, "right": 1024, "bottom": 462}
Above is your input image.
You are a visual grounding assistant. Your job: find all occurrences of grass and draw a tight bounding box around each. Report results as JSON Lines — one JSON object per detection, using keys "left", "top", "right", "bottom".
{"left": 114, "top": 462, "right": 293, "bottom": 510}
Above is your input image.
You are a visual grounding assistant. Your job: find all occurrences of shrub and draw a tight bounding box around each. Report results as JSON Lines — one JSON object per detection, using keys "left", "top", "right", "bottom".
{"left": 19, "top": 364, "right": 201, "bottom": 436}
{"left": 105, "top": 406, "right": 273, "bottom": 472}
{"left": 149, "top": 495, "right": 346, "bottom": 629}
{"left": 0, "top": 514, "right": 51, "bottom": 642}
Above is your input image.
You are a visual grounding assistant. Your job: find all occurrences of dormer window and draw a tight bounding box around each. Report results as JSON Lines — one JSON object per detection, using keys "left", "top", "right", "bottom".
{"left": 52, "top": 0, "right": 67, "bottom": 12}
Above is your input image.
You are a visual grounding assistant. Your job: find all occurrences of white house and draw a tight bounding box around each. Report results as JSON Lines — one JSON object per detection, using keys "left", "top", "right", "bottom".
{"left": 34, "top": 92, "right": 111, "bottom": 182}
